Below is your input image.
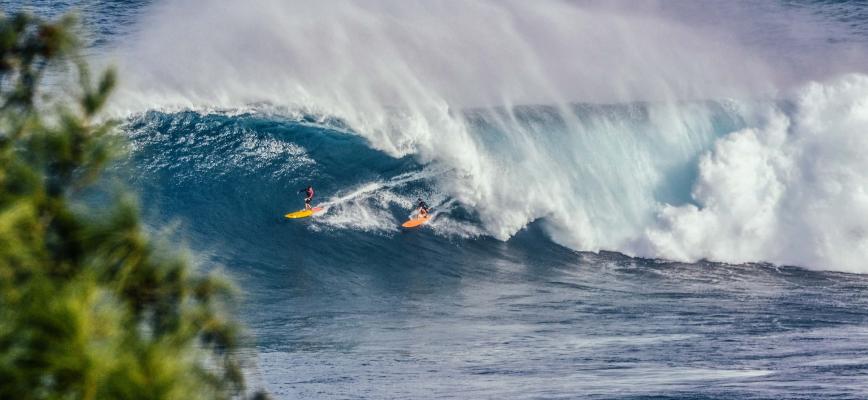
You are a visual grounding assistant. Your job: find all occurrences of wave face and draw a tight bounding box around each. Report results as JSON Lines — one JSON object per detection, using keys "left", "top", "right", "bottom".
{"left": 119, "top": 80, "right": 868, "bottom": 274}
{"left": 101, "top": 0, "right": 868, "bottom": 272}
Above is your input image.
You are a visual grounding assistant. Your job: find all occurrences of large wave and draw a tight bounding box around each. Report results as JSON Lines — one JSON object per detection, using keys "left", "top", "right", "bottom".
{"left": 105, "top": 0, "right": 868, "bottom": 272}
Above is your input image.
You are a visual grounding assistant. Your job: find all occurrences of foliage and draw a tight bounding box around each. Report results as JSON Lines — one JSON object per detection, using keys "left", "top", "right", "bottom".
{"left": 0, "top": 12, "right": 266, "bottom": 400}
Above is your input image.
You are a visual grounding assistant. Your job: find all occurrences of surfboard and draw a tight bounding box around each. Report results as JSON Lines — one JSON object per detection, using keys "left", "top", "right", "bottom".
{"left": 401, "top": 214, "right": 431, "bottom": 228}
{"left": 285, "top": 207, "right": 323, "bottom": 219}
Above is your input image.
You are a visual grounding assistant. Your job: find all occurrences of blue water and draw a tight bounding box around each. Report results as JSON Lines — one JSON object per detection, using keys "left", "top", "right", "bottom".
{"left": 10, "top": 0, "right": 868, "bottom": 398}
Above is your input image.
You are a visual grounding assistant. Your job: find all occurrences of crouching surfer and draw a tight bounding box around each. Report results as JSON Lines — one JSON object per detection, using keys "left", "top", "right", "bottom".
{"left": 417, "top": 198, "right": 430, "bottom": 217}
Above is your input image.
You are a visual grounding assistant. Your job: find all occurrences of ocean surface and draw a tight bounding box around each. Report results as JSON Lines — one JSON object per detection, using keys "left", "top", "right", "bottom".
{"left": 7, "top": 1, "right": 868, "bottom": 398}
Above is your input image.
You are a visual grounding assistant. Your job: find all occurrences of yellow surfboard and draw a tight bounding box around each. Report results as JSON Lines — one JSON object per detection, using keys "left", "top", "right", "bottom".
{"left": 401, "top": 214, "right": 431, "bottom": 228}
{"left": 285, "top": 206, "right": 324, "bottom": 219}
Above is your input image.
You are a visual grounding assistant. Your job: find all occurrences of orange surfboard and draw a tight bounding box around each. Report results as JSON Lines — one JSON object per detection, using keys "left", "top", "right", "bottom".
{"left": 401, "top": 214, "right": 431, "bottom": 228}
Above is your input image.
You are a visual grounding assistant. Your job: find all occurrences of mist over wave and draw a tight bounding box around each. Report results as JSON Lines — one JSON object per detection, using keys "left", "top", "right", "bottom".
{"left": 107, "top": 0, "right": 868, "bottom": 272}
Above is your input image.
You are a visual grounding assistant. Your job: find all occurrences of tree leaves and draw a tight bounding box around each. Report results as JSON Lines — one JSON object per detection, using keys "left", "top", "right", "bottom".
{"left": 0, "top": 12, "right": 267, "bottom": 400}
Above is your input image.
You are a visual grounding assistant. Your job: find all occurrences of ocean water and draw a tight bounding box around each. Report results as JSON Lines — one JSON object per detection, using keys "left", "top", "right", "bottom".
{"left": 8, "top": 0, "right": 868, "bottom": 398}
{"left": 120, "top": 110, "right": 868, "bottom": 399}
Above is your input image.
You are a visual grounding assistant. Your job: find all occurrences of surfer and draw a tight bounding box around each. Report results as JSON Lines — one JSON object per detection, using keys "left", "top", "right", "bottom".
{"left": 417, "top": 198, "right": 430, "bottom": 217}
{"left": 400, "top": 199, "right": 433, "bottom": 228}
{"left": 299, "top": 185, "right": 314, "bottom": 210}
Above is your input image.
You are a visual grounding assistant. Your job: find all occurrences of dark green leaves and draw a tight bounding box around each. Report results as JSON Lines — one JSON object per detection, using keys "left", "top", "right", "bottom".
{"left": 0, "top": 12, "right": 266, "bottom": 400}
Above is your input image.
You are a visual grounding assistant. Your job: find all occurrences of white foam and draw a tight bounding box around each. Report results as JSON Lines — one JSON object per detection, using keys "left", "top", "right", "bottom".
{"left": 645, "top": 75, "right": 868, "bottom": 272}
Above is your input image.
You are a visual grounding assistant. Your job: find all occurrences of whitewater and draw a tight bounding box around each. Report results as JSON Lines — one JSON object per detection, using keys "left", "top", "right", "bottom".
{"left": 10, "top": 0, "right": 868, "bottom": 398}
{"left": 100, "top": 0, "right": 868, "bottom": 272}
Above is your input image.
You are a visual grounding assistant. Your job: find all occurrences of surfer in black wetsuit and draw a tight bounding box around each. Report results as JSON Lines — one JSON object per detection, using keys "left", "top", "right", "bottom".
{"left": 417, "top": 198, "right": 430, "bottom": 217}
{"left": 300, "top": 186, "right": 314, "bottom": 210}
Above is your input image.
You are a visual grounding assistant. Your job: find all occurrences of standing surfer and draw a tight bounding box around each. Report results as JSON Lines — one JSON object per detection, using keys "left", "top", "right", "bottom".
{"left": 300, "top": 185, "right": 315, "bottom": 210}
